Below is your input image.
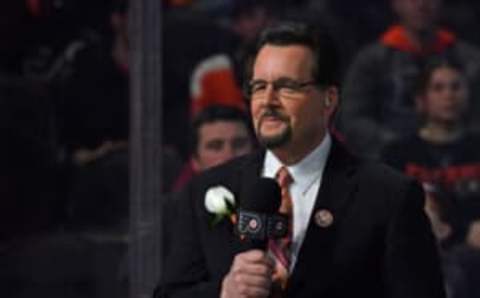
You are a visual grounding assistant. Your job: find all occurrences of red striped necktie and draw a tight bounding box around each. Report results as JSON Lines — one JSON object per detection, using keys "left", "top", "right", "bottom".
{"left": 269, "top": 166, "right": 293, "bottom": 296}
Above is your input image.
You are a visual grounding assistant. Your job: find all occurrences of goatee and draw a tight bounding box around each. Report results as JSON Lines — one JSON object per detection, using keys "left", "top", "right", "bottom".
{"left": 256, "top": 109, "right": 292, "bottom": 148}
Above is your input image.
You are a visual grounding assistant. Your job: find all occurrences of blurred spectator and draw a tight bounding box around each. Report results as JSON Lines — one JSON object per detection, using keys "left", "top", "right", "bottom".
{"left": 382, "top": 58, "right": 480, "bottom": 298}
{"left": 382, "top": 58, "right": 480, "bottom": 249}
{"left": 228, "top": 0, "right": 276, "bottom": 45}
{"left": 53, "top": 0, "right": 129, "bottom": 160}
{"left": 23, "top": 0, "right": 116, "bottom": 82}
{"left": 163, "top": 9, "right": 238, "bottom": 158}
{"left": 172, "top": 105, "right": 255, "bottom": 191}
{"left": 164, "top": 0, "right": 279, "bottom": 157}
{"left": 190, "top": 53, "right": 246, "bottom": 116}
{"left": 337, "top": 0, "right": 480, "bottom": 159}
{"left": 189, "top": 0, "right": 278, "bottom": 115}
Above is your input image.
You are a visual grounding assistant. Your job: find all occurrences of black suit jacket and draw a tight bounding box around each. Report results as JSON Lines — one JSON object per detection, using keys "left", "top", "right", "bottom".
{"left": 158, "top": 142, "right": 446, "bottom": 298}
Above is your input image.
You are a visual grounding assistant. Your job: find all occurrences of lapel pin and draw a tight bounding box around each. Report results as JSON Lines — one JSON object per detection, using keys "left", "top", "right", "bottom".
{"left": 314, "top": 209, "right": 334, "bottom": 228}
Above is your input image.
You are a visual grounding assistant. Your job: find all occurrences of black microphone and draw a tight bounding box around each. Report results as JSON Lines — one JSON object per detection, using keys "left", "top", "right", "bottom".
{"left": 236, "top": 178, "right": 289, "bottom": 250}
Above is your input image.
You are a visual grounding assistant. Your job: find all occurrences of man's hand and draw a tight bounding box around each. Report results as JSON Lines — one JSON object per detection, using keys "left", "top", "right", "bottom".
{"left": 220, "top": 250, "right": 274, "bottom": 298}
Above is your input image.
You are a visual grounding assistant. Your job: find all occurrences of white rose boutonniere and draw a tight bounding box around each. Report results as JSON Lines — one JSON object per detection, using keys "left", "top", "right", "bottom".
{"left": 204, "top": 185, "right": 237, "bottom": 227}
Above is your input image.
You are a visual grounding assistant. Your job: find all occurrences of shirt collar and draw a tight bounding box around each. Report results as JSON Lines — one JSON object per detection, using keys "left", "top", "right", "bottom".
{"left": 263, "top": 134, "right": 332, "bottom": 193}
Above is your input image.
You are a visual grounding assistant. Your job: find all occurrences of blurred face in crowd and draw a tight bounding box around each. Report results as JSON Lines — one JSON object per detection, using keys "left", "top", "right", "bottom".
{"left": 193, "top": 120, "right": 253, "bottom": 171}
{"left": 417, "top": 66, "right": 468, "bottom": 125}
{"left": 392, "top": 0, "right": 441, "bottom": 32}
{"left": 110, "top": 11, "right": 129, "bottom": 69}
{"left": 233, "top": 6, "right": 272, "bottom": 43}
{"left": 249, "top": 44, "right": 337, "bottom": 161}
{"left": 111, "top": 11, "right": 128, "bottom": 43}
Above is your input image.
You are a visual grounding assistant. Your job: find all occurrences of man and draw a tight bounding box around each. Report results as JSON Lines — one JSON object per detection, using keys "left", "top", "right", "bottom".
{"left": 191, "top": 105, "right": 254, "bottom": 172}
{"left": 172, "top": 105, "right": 255, "bottom": 191}
{"left": 159, "top": 22, "right": 445, "bottom": 298}
{"left": 336, "top": 0, "right": 480, "bottom": 160}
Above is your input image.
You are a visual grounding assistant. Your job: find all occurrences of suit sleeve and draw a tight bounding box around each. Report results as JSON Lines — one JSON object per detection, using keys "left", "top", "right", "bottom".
{"left": 157, "top": 184, "right": 222, "bottom": 298}
{"left": 384, "top": 181, "right": 446, "bottom": 298}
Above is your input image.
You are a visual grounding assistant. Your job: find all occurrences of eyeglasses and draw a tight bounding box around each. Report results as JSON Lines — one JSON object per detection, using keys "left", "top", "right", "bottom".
{"left": 244, "top": 78, "right": 317, "bottom": 100}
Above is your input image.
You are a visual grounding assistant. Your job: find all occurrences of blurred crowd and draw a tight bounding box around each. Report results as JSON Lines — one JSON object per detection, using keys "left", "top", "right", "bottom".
{"left": 1, "top": 0, "right": 480, "bottom": 297}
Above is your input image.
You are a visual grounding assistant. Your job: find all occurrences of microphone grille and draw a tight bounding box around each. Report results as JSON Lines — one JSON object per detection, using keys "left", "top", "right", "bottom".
{"left": 241, "top": 178, "right": 281, "bottom": 213}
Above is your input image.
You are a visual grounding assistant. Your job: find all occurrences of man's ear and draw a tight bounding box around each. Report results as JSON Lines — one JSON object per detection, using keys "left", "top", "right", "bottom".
{"left": 323, "top": 86, "right": 339, "bottom": 126}
{"left": 325, "top": 96, "right": 331, "bottom": 107}
{"left": 324, "top": 86, "right": 339, "bottom": 109}
{"left": 191, "top": 156, "right": 201, "bottom": 172}
{"left": 323, "top": 86, "right": 339, "bottom": 118}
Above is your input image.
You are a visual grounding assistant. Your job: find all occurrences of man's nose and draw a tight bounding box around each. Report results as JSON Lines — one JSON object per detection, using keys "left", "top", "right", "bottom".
{"left": 263, "top": 83, "right": 280, "bottom": 105}
{"left": 219, "top": 145, "right": 235, "bottom": 162}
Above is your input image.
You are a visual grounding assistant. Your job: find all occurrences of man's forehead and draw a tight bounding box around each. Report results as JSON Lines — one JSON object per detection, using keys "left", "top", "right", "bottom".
{"left": 255, "top": 44, "right": 314, "bottom": 61}
{"left": 253, "top": 45, "right": 315, "bottom": 79}
{"left": 200, "top": 121, "right": 248, "bottom": 136}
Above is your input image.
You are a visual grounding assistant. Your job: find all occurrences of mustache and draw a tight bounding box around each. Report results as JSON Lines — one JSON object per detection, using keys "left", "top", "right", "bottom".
{"left": 259, "top": 108, "right": 289, "bottom": 123}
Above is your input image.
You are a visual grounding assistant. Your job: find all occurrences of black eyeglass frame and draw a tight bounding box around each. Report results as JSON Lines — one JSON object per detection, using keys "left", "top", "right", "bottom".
{"left": 243, "top": 78, "right": 320, "bottom": 99}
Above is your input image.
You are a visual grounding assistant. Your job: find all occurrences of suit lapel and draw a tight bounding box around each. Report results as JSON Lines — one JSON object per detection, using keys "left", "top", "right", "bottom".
{"left": 287, "top": 141, "right": 359, "bottom": 294}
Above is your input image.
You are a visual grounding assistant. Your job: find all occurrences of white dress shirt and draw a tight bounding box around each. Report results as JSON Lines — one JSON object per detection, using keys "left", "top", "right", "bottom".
{"left": 262, "top": 133, "right": 332, "bottom": 271}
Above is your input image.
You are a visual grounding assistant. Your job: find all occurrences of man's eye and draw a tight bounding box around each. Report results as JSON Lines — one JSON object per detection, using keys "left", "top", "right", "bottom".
{"left": 206, "top": 140, "right": 224, "bottom": 151}
{"left": 278, "top": 81, "right": 300, "bottom": 93}
{"left": 281, "top": 84, "right": 298, "bottom": 91}
{"left": 251, "top": 83, "right": 267, "bottom": 93}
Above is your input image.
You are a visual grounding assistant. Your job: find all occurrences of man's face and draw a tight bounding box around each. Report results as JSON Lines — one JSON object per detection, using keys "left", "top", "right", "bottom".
{"left": 193, "top": 120, "right": 253, "bottom": 171}
{"left": 250, "top": 45, "right": 332, "bottom": 153}
{"left": 234, "top": 7, "right": 271, "bottom": 43}
{"left": 393, "top": 0, "right": 441, "bottom": 32}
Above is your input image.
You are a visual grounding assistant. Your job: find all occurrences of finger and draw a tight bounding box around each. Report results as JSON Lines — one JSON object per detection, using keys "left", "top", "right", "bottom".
{"left": 233, "top": 271, "right": 272, "bottom": 289}
{"left": 239, "top": 249, "right": 267, "bottom": 262}
{"left": 236, "top": 283, "right": 270, "bottom": 298}
{"left": 233, "top": 263, "right": 273, "bottom": 277}
{"left": 234, "top": 250, "right": 275, "bottom": 271}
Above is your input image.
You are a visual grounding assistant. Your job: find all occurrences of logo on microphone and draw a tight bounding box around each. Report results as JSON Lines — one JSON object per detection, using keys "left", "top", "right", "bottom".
{"left": 248, "top": 218, "right": 260, "bottom": 231}
{"left": 237, "top": 210, "right": 288, "bottom": 240}
{"left": 238, "top": 212, "right": 264, "bottom": 237}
